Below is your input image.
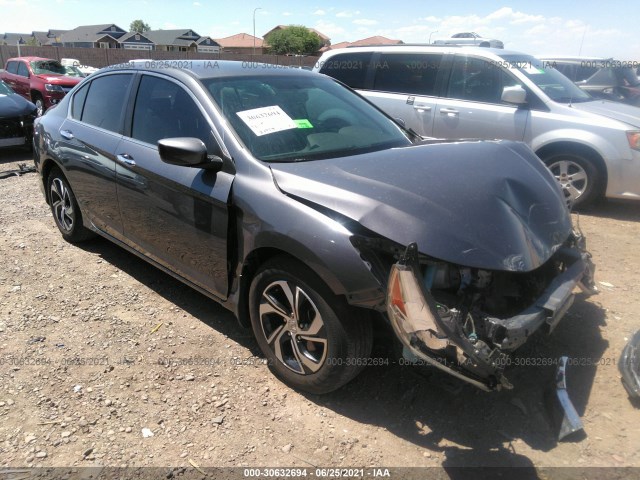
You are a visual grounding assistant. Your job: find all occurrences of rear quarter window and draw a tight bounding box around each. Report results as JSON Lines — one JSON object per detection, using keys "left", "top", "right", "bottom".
{"left": 6, "top": 61, "right": 19, "bottom": 74}
{"left": 318, "top": 52, "right": 373, "bottom": 89}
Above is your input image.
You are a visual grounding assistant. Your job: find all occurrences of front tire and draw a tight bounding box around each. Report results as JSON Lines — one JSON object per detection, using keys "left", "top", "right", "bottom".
{"left": 47, "top": 167, "right": 95, "bottom": 243}
{"left": 32, "top": 93, "right": 45, "bottom": 117}
{"left": 542, "top": 152, "right": 601, "bottom": 208}
{"left": 249, "top": 257, "right": 372, "bottom": 394}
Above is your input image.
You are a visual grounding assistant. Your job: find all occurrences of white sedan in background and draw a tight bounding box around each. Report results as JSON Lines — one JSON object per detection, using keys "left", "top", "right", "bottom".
{"left": 433, "top": 32, "right": 504, "bottom": 48}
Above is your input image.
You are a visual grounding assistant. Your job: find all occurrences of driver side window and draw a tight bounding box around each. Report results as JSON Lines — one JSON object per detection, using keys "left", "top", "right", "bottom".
{"left": 447, "top": 56, "right": 523, "bottom": 104}
{"left": 131, "top": 75, "right": 214, "bottom": 151}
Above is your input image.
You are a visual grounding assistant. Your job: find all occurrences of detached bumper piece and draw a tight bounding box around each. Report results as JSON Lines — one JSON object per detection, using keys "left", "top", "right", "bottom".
{"left": 386, "top": 242, "right": 596, "bottom": 391}
{"left": 619, "top": 330, "right": 640, "bottom": 401}
{"left": 551, "top": 356, "right": 585, "bottom": 441}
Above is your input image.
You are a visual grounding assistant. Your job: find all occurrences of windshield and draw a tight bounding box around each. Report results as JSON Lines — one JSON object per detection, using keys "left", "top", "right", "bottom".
{"left": 30, "top": 60, "right": 66, "bottom": 75}
{"left": 500, "top": 54, "right": 593, "bottom": 103}
{"left": 0, "top": 80, "right": 15, "bottom": 95}
{"left": 64, "top": 66, "right": 85, "bottom": 77}
{"left": 203, "top": 74, "right": 411, "bottom": 162}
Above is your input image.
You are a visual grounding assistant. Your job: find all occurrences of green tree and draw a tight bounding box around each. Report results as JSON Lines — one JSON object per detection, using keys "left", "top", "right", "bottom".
{"left": 25, "top": 36, "right": 39, "bottom": 46}
{"left": 130, "top": 20, "right": 151, "bottom": 33}
{"left": 265, "top": 26, "right": 323, "bottom": 55}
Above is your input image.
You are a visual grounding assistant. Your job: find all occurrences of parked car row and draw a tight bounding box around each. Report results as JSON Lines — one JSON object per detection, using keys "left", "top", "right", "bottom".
{"left": 314, "top": 45, "right": 640, "bottom": 207}
{"left": 32, "top": 60, "right": 597, "bottom": 395}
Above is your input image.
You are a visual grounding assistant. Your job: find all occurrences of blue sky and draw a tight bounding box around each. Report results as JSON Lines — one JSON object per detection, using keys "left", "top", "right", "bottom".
{"left": 1, "top": 0, "right": 638, "bottom": 59}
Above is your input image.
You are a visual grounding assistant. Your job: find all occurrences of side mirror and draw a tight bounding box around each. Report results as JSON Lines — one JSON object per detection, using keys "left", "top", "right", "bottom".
{"left": 158, "top": 137, "right": 224, "bottom": 172}
{"left": 502, "top": 85, "right": 527, "bottom": 105}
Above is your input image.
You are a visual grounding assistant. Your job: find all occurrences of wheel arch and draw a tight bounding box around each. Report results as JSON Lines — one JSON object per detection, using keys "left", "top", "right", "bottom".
{"left": 235, "top": 245, "right": 349, "bottom": 329}
{"left": 535, "top": 141, "right": 608, "bottom": 197}
{"left": 40, "top": 158, "right": 64, "bottom": 205}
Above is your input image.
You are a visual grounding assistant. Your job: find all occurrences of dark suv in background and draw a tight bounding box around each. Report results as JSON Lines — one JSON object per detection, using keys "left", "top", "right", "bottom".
{"left": 539, "top": 57, "right": 640, "bottom": 106}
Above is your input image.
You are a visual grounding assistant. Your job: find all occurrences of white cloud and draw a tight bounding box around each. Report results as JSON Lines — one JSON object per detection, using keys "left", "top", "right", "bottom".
{"left": 336, "top": 10, "right": 360, "bottom": 18}
{"left": 193, "top": 1, "right": 201, "bottom": 6}
{"left": 313, "top": 9, "right": 325, "bottom": 16}
{"left": 353, "top": 19, "right": 378, "bottom": 26}
{"left": 314, "top": 20, "right": 346, "bottom": 39}
{"left": 282, "top": 11, "right": 292, "bottom": 16}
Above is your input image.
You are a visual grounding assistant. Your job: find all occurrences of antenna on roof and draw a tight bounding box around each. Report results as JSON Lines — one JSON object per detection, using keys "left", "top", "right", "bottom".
{"left": 577, "top": 26, "right": 588, "bottom": 56}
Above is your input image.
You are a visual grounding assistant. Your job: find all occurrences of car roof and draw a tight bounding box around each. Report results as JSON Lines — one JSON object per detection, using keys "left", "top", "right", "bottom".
{"left": 537, "top": 56, "right": 611, "bottom": 62}
{"left": 323, "top": 45, "right": 526, "bottom": 57}
{"left": 103, "top": 59, "right": 317, "bottom": 80}
{"left": 7, "top": 56, "right": 57, "bottom": 62}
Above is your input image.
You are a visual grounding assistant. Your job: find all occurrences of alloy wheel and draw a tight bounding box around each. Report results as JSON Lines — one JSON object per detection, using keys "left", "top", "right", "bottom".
{"left": 50, "top": 177, "right": 75, "bottom": 233}
{"left": 258, "top": 280, "right": 328, "bottom": 374}
{"left": 548, "top": 159, "right": 589, "bottom": 204}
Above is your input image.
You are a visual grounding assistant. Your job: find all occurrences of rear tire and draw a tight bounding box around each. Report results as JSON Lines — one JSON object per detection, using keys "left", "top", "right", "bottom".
{"left": 542, "top": 152, "right": 601, "bottom": 208}
{"left": 47, "top": 167, "right": 95, "bottom": 243}
{"left": 249, "top": 257, "right": 372, "bottom": 394}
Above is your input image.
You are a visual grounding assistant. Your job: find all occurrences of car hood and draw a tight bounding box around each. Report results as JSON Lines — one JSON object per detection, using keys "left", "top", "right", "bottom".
{"left": 571, "top": 100, "right": 640, "bottom": 128}
{"left": 36, "top": 74, "right": 82, "bottom": 86}
{"left": 270, "top": 140, "right": 572, "bottom": 272}
{"left": 0, "top": 92, "right": 36, "bottom": 117}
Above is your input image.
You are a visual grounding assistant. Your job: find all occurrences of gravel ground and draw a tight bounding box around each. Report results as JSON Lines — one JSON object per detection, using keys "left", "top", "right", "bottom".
{"left": 1, "top": 149, "right": 639, "bottom": 478}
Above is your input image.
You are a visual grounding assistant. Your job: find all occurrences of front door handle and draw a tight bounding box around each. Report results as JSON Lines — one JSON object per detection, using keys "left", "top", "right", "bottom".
{"left": 116, "top": 154, "right": 136, "bottom": 167}
{"left": 413, "top": 104, "right": 432, "bottom": 112}
{"left": 60, "top": 130, "right": 74, "bottom": 140}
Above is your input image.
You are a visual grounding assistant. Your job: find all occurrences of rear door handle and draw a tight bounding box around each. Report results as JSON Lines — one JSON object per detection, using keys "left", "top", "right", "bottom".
{"left": 60, "top": 130, "right": 74, "bottom": 140}
{"left": 440, "top": 108, "right": 459, "bottom": 117}
{"left": 116, "top": 154, "right": 136, "bottom": 167}
{"left": 413, "top": 105, "right": 432, "bottom": 112}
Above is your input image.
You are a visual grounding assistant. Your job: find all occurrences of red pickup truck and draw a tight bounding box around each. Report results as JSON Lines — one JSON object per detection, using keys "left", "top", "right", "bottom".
{"left": 0, "top": 57, "right": 82, "bottom": 116}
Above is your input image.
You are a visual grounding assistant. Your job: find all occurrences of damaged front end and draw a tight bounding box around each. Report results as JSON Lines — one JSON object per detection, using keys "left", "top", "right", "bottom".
{"left": 386, "top": 232, "right": 597, "bottom": 391}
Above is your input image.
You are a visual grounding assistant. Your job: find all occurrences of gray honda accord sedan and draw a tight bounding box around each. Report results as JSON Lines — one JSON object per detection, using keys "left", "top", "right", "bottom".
{"left": 33, "top": 60, "right": 597, "bottom": 394}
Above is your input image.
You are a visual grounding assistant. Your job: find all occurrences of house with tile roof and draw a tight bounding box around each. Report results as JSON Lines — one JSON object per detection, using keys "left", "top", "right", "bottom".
{"left": 119, "top": 29, "right": 220, "bottom": 52}
{"left": 1, "top": 33, "right": 29, "bottom": 45}
{"left": 28, "top": 30, "right": 66, "bottom": 46}
{"left": 60, "top": 24, "right": 127, "bottom": 48}
{"left": 215, "top": 33, "right": 264, "bottom": 54}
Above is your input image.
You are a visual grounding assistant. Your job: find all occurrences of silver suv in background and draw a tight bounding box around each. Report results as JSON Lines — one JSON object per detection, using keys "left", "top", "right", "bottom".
{"left": 314, "top": 45, "right": 640, "bottom": 207}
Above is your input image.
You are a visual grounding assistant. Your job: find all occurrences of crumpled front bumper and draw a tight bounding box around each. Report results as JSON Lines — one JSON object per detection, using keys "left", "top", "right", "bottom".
{"left": 619, "top": 330, "right": 640, "bottom": 400}
{"left": 386, "top": 240, "right": 597, "bottom": 391}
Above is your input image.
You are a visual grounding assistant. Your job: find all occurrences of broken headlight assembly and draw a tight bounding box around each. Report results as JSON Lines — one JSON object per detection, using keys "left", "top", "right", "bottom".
{"left": 386, "top": 232, "right": 597, "bottom": 391}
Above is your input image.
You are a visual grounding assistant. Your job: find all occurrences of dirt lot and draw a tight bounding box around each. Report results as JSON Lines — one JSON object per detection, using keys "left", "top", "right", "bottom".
{"left": 1, "top": 149, "right": 639, "bottom": 477}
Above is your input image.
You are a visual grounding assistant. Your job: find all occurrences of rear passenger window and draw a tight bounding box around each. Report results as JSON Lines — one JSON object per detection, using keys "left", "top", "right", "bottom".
{"left": 131, "top": 75, "right": 214, "bottom": 150}
{"left": 6, "top": 61, "right": 18, "bottom": 74}
{"left": 17, "top": 62, "right": 29, "bottom": 77}
{"left": 81, "top": 74, "right": 133, "bottom": 132}
{"left": 318, "top": 52, "right": 373, "bottom": 89}
{"left": 373, "top": 53, "right": 443, "bottom": 96}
